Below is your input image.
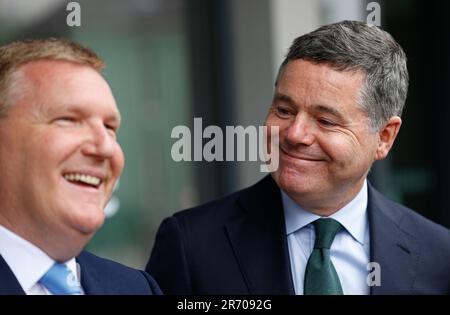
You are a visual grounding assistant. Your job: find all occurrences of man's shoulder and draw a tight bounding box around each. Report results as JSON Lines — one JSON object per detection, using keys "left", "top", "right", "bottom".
{"left": 77, "top": 251, "right": 161, "bottom": 294}
{"left": 174, "top": 188, "right": 242, "bottom": 221}
{"left": 172, "top": 175, "right": 278, "bottom": 224}
{"left": 398, "top": 202, "right": 449, "bottom": 247}
{"left": 77, "top": 250, "right": 139, "bottom": 272}
{"left": 369, "top": 185, "right": 450, "bottom": 246}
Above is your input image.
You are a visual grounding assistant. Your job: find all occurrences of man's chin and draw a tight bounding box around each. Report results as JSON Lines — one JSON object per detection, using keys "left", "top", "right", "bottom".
{"left": 70, "top": 210, "right": 105, "bottom": 236}
{"left": 275, "top": 173, "right": 319, "bottom": 196}
{"left": 80, "top": 218, "right": 104, "bottom": 235}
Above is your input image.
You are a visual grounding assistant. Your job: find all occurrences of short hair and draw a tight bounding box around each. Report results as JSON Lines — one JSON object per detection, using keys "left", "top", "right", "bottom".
{"left": 277, "top": 20, "right": 409, "bottom": 130}
{"left": 0, "top": 38, "right": 105, "bottom": 117}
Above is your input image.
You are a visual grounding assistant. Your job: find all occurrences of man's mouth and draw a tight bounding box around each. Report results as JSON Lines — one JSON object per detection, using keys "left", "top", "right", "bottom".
{"left": 63, "top": 173, "right": 103, "bottom": 188}
{"left": 280, "top": 147, "right": 324, "bottom": 162}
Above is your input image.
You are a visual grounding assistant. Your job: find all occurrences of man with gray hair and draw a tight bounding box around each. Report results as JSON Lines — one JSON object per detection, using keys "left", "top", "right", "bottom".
{"left": 147, "top": 21, "right": 450, "bottom": 295}
{"left": 0, "top": 38, "right": 161, "bottom": 295}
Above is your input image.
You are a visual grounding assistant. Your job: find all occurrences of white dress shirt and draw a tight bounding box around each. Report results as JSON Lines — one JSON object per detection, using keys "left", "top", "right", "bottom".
{"left": 283, "top": 180, "right": 370, "bottom": 295}
{"left": 0, "top": 225, "right": 84, "bottom": 295}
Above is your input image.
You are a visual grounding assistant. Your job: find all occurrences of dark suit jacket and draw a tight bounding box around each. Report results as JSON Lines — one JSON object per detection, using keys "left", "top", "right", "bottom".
{"left": 146, "top": 175, "right": 450, "bottom": 295}
{"left": 0, "top": 250, "right": 162, "bottom": 295}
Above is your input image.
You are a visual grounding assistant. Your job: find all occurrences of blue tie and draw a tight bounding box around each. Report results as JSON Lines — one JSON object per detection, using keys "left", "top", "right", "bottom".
{"left": 39, "top": 263, "right": 82, "bottom": 295}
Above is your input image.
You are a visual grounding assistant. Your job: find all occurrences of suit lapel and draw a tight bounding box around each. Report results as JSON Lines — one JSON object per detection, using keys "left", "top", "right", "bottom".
{"left": 225, "top": 179, "right": 421, "bottom": 295}
{"left": 225, "top": 176, "right": 295, "bottom": 295}
{"left": 368, "top": 184, "right": 420, "bottom": 295}
{"left": 0, "top": 251, "right": 117, "bottom": 295}
{"left": 76, "top": 251, "right": 106, "bottom": 295}
{"left": 0, "top": 255, "right": 25, "bottom": 295}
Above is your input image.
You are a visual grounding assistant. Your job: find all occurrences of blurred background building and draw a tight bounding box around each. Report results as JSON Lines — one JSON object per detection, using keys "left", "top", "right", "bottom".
{"left": 0, "top": 0, "right": 449, "bottom": 269}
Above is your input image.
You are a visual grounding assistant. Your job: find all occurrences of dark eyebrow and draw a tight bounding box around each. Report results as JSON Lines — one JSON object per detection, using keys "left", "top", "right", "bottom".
{"left": 274, "top": 92, "right": 347, "bottom": 123}
{"left": 273, "top": 92, "right": 296, "bottom": 105}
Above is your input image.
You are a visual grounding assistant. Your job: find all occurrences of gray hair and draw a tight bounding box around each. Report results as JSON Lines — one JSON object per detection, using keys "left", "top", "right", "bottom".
{"left": 277, "top": 20, "right": 409, "bottom": 130}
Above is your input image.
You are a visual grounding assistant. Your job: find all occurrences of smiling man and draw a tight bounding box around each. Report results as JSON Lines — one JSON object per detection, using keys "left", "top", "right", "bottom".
{"left": 0, "top": 38, "right": 161, "bottom": 295}
{"left": 147, "top": 21, "right": 450, "bottom": 295}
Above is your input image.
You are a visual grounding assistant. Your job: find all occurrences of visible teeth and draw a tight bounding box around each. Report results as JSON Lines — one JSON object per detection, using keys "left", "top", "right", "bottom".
{"left": 64, "top": 173, "right": 101, "bottom": 186}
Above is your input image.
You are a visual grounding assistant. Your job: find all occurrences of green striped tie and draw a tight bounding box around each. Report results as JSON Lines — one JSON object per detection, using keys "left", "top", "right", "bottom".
{"left": 304, "top": 218, "right": 343, "bottom": 295}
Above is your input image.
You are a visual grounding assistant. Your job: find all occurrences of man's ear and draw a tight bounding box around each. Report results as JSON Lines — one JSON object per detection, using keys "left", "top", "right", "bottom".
{"left": 375, "top": 116, "right": 402, "bottom": 160}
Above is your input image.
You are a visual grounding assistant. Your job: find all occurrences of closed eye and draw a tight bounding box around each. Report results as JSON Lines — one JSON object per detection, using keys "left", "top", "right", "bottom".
{"left": 104, "top": 123, "right": 116, "bottom": 131}
{"left": 104, "top": 123, "right": 119, "bottom": 138}
{"left": 58, "top": 117, "right": 75, "bottom": 122}
{"left": 53, "top": 116, "right": 77, "bottom": 126}
{"left": 318, "top": 118, "right": 338, "bottom": 127}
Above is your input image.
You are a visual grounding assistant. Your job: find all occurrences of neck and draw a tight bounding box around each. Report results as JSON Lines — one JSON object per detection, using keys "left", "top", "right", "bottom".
{"left": 0, "top": 212, "right": 88, "bottom": 262}
{"left": 289, "top": 179, "right": 366, "bottom": 216}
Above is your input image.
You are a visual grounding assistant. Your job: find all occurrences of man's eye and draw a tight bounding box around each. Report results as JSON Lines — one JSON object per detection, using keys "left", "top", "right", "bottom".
{"left": 318, "top": 118, "right": 337, "bottom": 127}
{"left": 105, "top": 124, "right": 118, "bottom": 137}
{"left": 274, "top": 106, "right": 292, "bottom": 118}
{"left": 54, "top": 117, "right": 76, "bottom": 125}
{"left": 105, "top": 120, "right": 120, "bottom": 132}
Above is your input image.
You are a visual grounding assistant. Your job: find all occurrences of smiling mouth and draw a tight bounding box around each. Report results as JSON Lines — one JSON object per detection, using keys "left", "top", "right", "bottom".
{"left": 280, "top": 147, "right": 324, "bottom": 162}
{"left": 63, "top": 173, "right": 102, "bottom": 188}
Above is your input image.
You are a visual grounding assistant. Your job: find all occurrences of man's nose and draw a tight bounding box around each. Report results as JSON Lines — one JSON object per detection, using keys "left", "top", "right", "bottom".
{"left": 285, "top": 114, "right": 315, "bottom": 146}
{"left": 81, "top": 123, "right": 115, "bottom": 159}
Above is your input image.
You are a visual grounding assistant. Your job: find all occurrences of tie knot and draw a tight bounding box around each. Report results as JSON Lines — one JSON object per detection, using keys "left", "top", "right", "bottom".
{"left": 313, "top": 218, "right": 342, "bottom": 249}
{"left": 39, "top": 263, "right": 82, "bottom": 295}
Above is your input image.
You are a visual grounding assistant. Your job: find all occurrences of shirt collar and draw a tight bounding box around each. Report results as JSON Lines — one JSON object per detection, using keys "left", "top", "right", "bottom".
{"left": 0, "top": 224, "right": 78, "bottom": 293}
{"left": 282, "top": 180, "right": 368, "bottom": 245}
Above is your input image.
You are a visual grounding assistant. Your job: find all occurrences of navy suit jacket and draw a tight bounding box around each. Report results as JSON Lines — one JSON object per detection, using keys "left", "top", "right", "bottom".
{"left": 0, "top": 250, "right": 162, "bottom": 295}
{"left": 146, "top": 175, "right": 450, "bottom": 295}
